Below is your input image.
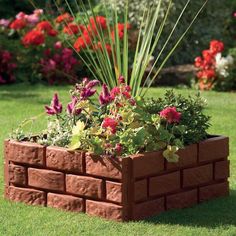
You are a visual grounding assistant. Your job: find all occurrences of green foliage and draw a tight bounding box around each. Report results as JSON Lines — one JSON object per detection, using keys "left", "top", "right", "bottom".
{"left": 143, "top": 90, "right": 211, "bottom": 145}
{"left": 107, "top": 0, "right": 235, "bottom": 66}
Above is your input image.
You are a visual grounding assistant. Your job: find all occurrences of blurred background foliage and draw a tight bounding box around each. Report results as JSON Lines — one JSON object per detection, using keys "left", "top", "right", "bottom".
{"left": 0, "top": 0, "right": 236, "bottom": 66}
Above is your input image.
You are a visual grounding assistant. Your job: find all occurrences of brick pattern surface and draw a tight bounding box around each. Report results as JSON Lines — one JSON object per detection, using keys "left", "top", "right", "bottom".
{"left": 66, "top": 175, "right": 103, "bottom": 199}
{"left": 4, "top": 136, "right": 230, "bottom": 221}
{"left": 47, "top": 193, "right": 84, "bottom": 212}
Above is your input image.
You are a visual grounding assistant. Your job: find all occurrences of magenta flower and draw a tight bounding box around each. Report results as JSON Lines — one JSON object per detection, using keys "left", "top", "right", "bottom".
{"left": 67, "top": 97, "right": 82, "bottom": 115}
{"left": 86, "top": 80, "right": 100, "bottom": 89}
{"left": 99, "top": 84, "right": 112, "bottom": 105}
{"left": 118, "top": 75, "right": 125, "bottom": 84}
{"left": 45, "top": 93, "right": 63, "bottom": 115}
{"left": 160, "top": 107, "right": 181, "bottom": 124}
{"left": 76, "top": 78, "right": 99, "bottom": 100}
{"left": 54, "top": 41, "right": 62, "bottom": 50}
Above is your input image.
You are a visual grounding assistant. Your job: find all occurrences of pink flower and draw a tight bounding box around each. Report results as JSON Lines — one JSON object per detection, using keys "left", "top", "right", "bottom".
{"left": 34, "top": 9, "right": 44, "bottom": 16}
{"left": 99, "top": 84, "right": 112, "bottom": 105}
{"left": 102, "top": 117, "right": 118, "bottom": 134}
{"left": 115, "top": 143, "right": 122, "bottom": 154}
{"left": 160, "top": 107, "right": 181, "bottom": 124}
{"left": 25, "top": 14, "right": 40, "bottom": 24}
{"left": 45, "top": 93, "right": 63, "bottom": 115}
{"left": 54, "top": 41, "right": 62, "bottom": 49}
{"left": 16, "top": 12, "right": 26, "bottom": 20}
{"left": 67, "top": 97, "right": 82, "bottom": 115}
{"left": 0, "top": 19, "right": 10, "bottom": 27}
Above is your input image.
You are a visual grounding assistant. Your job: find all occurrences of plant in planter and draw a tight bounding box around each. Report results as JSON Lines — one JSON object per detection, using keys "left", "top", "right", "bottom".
{"left": 4, "top": 0, "right": 230, "bottom": 221}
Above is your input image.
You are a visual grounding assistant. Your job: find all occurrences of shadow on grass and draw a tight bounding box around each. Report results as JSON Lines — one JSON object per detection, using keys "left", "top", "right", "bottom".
{"left": 0, "top": 91, "right": 39, "bottom": 100}
{"left": 143, "top": 191, "right": 236, "bottom": 228}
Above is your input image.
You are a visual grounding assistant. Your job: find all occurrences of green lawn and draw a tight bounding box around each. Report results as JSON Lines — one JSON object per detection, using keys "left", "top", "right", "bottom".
{"left": 0, "top": 84, "right": 235, "bottom": 236}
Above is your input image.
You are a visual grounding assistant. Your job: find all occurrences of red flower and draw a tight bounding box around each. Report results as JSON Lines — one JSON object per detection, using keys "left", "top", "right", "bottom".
{"left": 111, "top": 23, "right": 131, "bottom": 41}
{"left": 160, "top": 107, "right": 181, "bottom": 124}
{"left": 111, "top": 30, "right": 124, "bottom": 41}
{"left": 48, "top": 29, "right": 58, "bottom": 37}
{"left": 117, "top": 23, "right": 131, "bottom": 31}
{"left": 198, "top": 78, "right": 214, "bottom": 91}
{"left": 90, "top": 16, "right": 107, "bottom": 30}
{"left": 10, "top": 19, "right": 26, "bottom": 30}
{"left": 22, "top": 30, "right": 45, "bottom": 46}
{"left": 194, "top": 56, "right": 203, "bottom": 68}
{"left": 110, "top": 87, "right": 121, "bottom": 99}
{"left": 197, "top": 69, "right": 215, "bottom": 79}
{"left": 94, "top": 42, "right": 112, "bottom": 55}
{"left": 210, "top": 40, "right": 224, "bottom": 55}
{"left": 110, "top": 85, "right": 132, "bottom": 100}
{"left": 63, "top": 23, "right": 84, "bottom": 35}
{"left": 36, "top": 21, "right": 53, "bottom": 32}
{"left": 102, "top": 117, "right": 118, "bottom": 134}
{"left": 56, "top": 13, "right": 73, "bottom": 23}
{"left": 74, "top": 34, "right": 91, "bottom": 52}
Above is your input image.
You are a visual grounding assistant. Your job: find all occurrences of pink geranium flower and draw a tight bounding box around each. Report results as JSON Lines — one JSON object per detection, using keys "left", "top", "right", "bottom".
{"left": 160, "top": 107, "right": 181, "bottom": 124}
{"left": 102, "top": 117, "right": 118, "bottom": 134}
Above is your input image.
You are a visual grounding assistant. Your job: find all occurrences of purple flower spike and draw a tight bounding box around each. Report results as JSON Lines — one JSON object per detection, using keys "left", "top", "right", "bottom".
{"left": 67, "top": 97, "right": 82, "bottom": 115}
{"left": 45, "top": 93, "right": 63, "bottom": 115}
{"left": 85, "top": 80, "right": 100, "bottom": 89}
{"left": 99, "top": 84, "right": 111, "bottom": 105}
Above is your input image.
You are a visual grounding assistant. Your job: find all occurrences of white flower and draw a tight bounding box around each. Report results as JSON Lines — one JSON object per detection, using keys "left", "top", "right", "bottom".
{"left": 215, "top": 53, "right": 234, "bottom": 78}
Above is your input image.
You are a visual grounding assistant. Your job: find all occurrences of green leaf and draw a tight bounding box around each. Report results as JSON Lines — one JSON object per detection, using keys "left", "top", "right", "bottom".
{"left": 68, "top": 135, "right": 81, "bottom": 150}
{"left": 163, "top": 145, "right": 179, "bottom": 163}
{"left": 72, "top": 121, "right": 85, "bottom": 135}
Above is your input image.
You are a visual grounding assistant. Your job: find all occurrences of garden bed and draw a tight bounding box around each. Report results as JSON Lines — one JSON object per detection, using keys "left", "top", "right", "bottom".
{"left": 4, "top": 135, "right": 230, "bottom": 221}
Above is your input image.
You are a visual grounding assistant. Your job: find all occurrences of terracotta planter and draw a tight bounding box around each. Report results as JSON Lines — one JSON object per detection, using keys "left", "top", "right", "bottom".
{"left": 3, "top": 135, "right": 230, "bottom": 221}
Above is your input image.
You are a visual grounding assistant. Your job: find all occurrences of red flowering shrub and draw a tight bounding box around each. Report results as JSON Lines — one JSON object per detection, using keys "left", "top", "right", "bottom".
{"left": 63, "top": 23, "right": 84, "bottom": 35}
{"left": 0, "top": 50, "right": 17, "bottom": 84}
{"left": 194, "top": 40, "right": 226, "bottom": 90}
{"left": 1, "top": 10, "right": 130, "bottom": 85}
{"left": 73, "top": 16, "right": 131, "bottom": 53}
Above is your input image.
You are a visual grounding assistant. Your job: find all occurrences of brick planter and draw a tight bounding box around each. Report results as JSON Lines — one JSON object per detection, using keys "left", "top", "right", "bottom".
{"left": 4, "top": 136, "right": 230, "bottom": 221}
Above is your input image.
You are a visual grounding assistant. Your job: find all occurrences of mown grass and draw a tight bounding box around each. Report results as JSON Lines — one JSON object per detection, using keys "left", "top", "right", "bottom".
{"left": 0, "top": 83, "right": 235, "bottom": 236}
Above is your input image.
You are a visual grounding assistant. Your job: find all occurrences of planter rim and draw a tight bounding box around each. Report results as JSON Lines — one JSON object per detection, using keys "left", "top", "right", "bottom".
{"left": 5, "top": 134, "right": 228, "bottom": 159}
